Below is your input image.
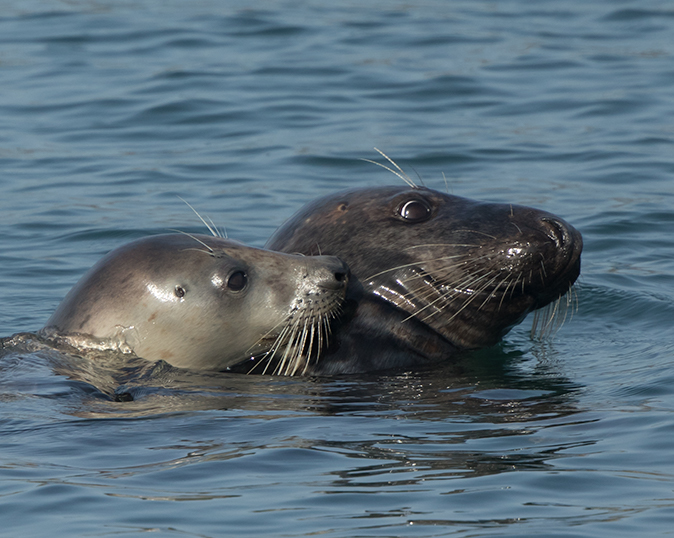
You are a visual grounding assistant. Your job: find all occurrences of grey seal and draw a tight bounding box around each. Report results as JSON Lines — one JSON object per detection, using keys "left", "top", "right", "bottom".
{"left": 41, "top": 233, "right": 349, "bottom": 374}
{"left": 260, "top": 184, "right": 582, "bottom": 375}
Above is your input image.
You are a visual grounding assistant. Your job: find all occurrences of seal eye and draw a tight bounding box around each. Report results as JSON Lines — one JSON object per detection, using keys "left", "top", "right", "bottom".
{"left": 174, "top": 286, "right": 186, "bottom": 298}
{"left": 227, "top": 271, "right": 247, "bottom": 292}
{"left": 398, "top": 199, "right": 431, "bottom": 223}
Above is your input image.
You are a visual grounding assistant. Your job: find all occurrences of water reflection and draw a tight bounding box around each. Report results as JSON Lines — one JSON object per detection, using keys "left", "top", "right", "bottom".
{"left": 0, "top": 331, "right": 589, "bottom": 486}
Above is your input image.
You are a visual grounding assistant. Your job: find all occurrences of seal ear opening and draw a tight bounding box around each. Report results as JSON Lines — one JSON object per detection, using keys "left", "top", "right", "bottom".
{"left": 174, "top": 285, "right": 186, "bottom": 299}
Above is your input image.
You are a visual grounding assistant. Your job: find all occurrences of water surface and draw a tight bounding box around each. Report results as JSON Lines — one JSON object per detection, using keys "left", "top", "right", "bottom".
{"left": 1, "top": 1, "right": 673, "bottom": 536}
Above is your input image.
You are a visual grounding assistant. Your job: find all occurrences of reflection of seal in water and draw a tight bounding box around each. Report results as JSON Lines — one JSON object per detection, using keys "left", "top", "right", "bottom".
{"left": 41, "top": 233, "right": 349, "bottom": 374}
{"left": 262, "top": 184, "right": 582, "bottom": 375}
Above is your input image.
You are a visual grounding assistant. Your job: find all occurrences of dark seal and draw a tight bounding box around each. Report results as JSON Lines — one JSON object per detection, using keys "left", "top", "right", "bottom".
{"left": 261, "top": 185, "right": 582, "bottom": 375}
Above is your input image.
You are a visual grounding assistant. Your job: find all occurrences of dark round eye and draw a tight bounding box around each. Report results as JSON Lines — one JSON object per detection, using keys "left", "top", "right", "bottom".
{"left": 174, "top": 286, "right": 186, "bottom": 298}
{"left": 398, "top": 199, "right": 431, "bottom": 222}
{"left": 227, "top": 271, "right": 247, "bottom": 292}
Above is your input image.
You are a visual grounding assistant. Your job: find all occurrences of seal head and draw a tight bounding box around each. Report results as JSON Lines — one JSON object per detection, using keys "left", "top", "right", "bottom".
{"left": 42, "top": 233, "right": 349, "bottom": 373}
{"left": 266, "top": 186, "right": 582, "bottom": 373}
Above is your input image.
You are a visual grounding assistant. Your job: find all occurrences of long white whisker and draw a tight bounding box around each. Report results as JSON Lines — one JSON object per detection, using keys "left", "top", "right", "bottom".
{"left": 419, "top": 272, "right": 502, "bottom": 324}
{"left": 364, "top": 253, "right": 473, "bottom": 281}
{"left": 373, "top": 148, "right": 417, "bottom": 188}
{"left": 168, "top": 229, "right": 214, "bottom": 253}
{"left": 400, "top": 270, "right": 494, "bottom": 322}
{"left": 478, "top": 272, "right": 513, "bottom": 311}
{"left": 178, "top": 197, "right": 221, "bottom": 238}
{"left": 402, "top": 243, "right": 482, "bottom": 250}
{"left": 360, "top": 148, "right": 417, "bottom": 188}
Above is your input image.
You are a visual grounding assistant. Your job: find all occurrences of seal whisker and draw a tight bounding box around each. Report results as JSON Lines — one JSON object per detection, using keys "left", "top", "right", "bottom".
{"left": 498, "top": 275, "right": 518, "bottom": 311}
{"left": 208, "top": 215, "right": 227, "bottom": 239}
{"left": 396, "top": 266, "right": 491, "bottom": 308}
{"left": 431, "top": 273, "right": 502, "bottom": 320}
{"left": 400, "top": 270, "right": 495, "bottom": 323}
{"left": 389, "top": 243, "right": 534, "bottom": 317}
{"left": 296, "top": 314, "right": 319, "bottom": 376}
{"left": 478, "top": 272, "right": 513, "bottom": 311}
{"left": 181, "top": 247, "right": 217, "bottom": 256}
{"left": 178, "top": 197, "right": 223, "bottom": 238}
{"left": 283, "top": 318, "right": 306, "bottom": 375}
{"left": 413, "top": 265, "right": 515, "bottom": 322}
{"left": 360, "top": 148, "right": 417, "bottom": 189}
{"left": 531, "top": 297, "right": 562, "bottom": 340}
{"left": 413, "top": 252, "right": 497, "bottom": 281}
{"left": 361, "top": 158, "right": 415, "bottom": 188}
{"left": 393, "top": 256, "right": 496, "bottom": 296}
{"left": 308, "top": 314, "right": 323, "bottom": 375}
{"left": 273, "top": 322, "right": 297, "bottom": 376}
{"left": 403, "top": 229, "right": 500, "bottom": 242}
{"left": 258, "top": 325, "right": 289, "bottom": 375}
{"left": 373, "top": 148, "right": 417, "bottom": 188}
{"left": 509, "top": 272, "right": 522, "bottom": 299}
{"left": 439, "top": 275, "right": 509, "bottom": 323}
{"left": 402, "top": 243, "right": 481, "bottom": 251}
{"left": 252, "top": 312, "right": 310, "bottom": 376}
{"left": 245, "top": 318, "right": 288, "bottom": 357}
{"left": 415, "top": 268, "right": 491, "bottom": 303}
{"left": 288, "top": 317, "right": 310, "bottom": 376}
{"left": 168, "top": 229, "right": 215, "bottom": 253}
{"left": 530, "top": 285, "right": 578, "bottom": 340}
{"left": 413, "top": 275, "right": 496, "bottom": 325}
{"left": 364, "top": 253, "right": 475, "bottom": 281}
{"left": 300, "top": 318, "right": 315, "bottom": 376}
{"left": 247, "top": 296, "right": 344, "bottom": 376}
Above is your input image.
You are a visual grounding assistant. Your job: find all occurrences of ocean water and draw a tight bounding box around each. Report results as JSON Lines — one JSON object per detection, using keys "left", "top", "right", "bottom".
{"left": 1, "top": 1, "right": 673, "bottom": 536}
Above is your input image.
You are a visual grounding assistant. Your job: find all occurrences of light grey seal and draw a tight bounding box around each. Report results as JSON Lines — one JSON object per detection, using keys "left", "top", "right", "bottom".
{"left": 41, "top": 233, "right": 349, "bottom": 374}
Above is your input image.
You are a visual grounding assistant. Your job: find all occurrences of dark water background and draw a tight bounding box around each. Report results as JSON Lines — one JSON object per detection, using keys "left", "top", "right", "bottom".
{"left": 1, "top": 1, "right": 673, "bottom": 536}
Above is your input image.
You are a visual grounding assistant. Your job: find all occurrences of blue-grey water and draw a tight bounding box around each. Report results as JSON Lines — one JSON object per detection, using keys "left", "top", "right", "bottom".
{"left": 1, "top": 1, "right": 673, "bottom": 536}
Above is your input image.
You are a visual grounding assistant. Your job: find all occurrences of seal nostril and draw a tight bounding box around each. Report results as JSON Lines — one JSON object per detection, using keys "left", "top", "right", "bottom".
{"left": 541, "top": 217, "right": 569, "bottom": 248}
